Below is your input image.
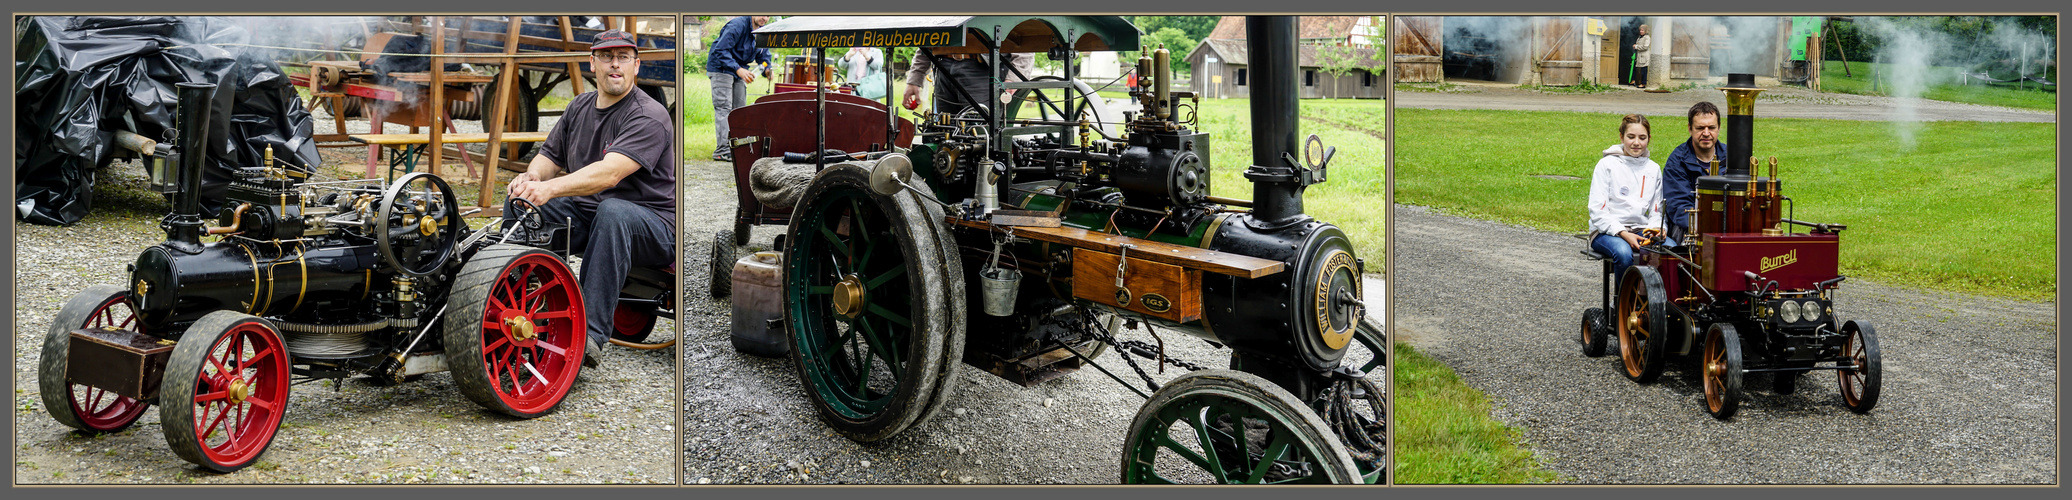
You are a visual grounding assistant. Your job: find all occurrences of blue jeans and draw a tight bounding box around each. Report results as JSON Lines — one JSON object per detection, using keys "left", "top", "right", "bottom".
{"left": 511, "top": 197, "right": 677, "bottom": 345}
{"left": 1591, "top": 233, "right": 1637, "bottom": 280}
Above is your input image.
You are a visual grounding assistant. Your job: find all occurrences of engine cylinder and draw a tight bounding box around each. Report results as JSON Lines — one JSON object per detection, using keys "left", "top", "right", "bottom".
{"left": 132, "top": 241, "right": 382, "bottom": 332}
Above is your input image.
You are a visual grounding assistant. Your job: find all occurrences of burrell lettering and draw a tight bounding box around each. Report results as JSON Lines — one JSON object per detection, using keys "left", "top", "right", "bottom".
{"left": 1758, "top": 249, "right": 1799, "bottom": 273}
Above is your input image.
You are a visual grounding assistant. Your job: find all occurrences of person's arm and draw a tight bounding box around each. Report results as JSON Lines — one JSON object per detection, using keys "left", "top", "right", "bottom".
{"left": 1587, "top": 162, "right": 1621, "bottom": 236}
{"left": 1661, "top": 151, "right": 1692, "bottom": 232}
{"left": 709, "top": 19, "right": 744, "bottom": 73}
{"left": 1643, "top": 168, "right": 1664, "bottom": 232}
{"left": 903, "top": 51, "right": 934, "bottom": 109}
{"left": 523, "top": 112, "right": 672, "bottom": 204}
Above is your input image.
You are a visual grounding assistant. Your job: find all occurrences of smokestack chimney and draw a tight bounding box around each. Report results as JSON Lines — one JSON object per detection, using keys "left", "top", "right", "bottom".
{"left": 165, "top": 82, "right": 216, "bottom": 253}
{"left": 1720, "top": 73, "right": 1762, "bottom": 177}
{"left": 1244, "top": 16, "right": 1306, "bottom": 225}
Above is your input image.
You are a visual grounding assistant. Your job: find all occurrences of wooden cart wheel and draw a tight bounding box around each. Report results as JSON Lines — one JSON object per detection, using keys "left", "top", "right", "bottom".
{"left": 443, "top": 244, "right": 586, "bottom": 418}
{"left": 782, "top": 163, "right": 965, "bottom": 442}
{"left": 160, "top": 311, "right": 291, "bottom": 473}
{"left": 1615, "top": 266, "right": 1669, "bottom": 383}
{"left": 1578, "top": 307, "right": 1610, "bottom": 358}
{"left": 1702, "top": 323, "right": 1745, "bottom": 420}
{"left": 38, "top": 284, "right": 152, "bottom": 434}
{"left": 709, "top": 230, "right": 734, "bottom": 298}
{"left": 1120, "top": 370, "right": 1363, "bottom": 484}
{"left": 1838, "top": 320, "right": 1882, "bottom": 414}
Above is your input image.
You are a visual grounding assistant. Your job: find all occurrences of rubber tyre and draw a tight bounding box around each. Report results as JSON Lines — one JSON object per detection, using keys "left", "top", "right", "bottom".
{"left": 710, "top": 230, "right": 734, "bottom": 298}
{"left": 39, "top": 284, "right": 152, "bottom": 434}
{"left": 610, "top": 302, "right": 659, "bottom": 344}
{"left": 443, "top": 244, "right": 586, "bottom": 418}
{"left": 1615, "top": 266, "right": 1669, "bottom": 383}
{"left": 1839, "top": 320, "right": 1882, "bottom": 414}
{"left": 1579, "top": 307, "right": 1610, "bottom": 358}
{"left": 1701, "top": 323, "right": 1745, "bottom": 420}
{"left": 1120, "top": 370, "right": 1363, "bottom": 484}
{"left": 782, "top": 163, "right": 965, "bottom": 443}
{"left": 160, "top": 311, "right": 291, "bottom": 473}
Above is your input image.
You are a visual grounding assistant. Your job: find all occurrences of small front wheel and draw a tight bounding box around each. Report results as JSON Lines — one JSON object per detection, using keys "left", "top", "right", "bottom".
{"left": 1701, "top": 323, "right": 1745, "bottom": 420}
{"left": 1578, "top": 307, "right": 1609, "bottom": 358}
{"left": 160, "top": 311, "right": 291, "bottom": 473}
{"left": 1838, "top": 320, "right": 1882, "bottom": 413}
{"left": 1120, "top": 370, "right": 1363, "bottom": 484}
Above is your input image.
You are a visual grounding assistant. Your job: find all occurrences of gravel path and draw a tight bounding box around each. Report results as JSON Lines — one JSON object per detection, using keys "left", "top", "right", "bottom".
{"left": 1397, "top": 82, "right": 2055, "bottom": 123}
{"left": 676, "top": 157, "right": 1386, "bottom": 484}
{"left": 1392, "top": 204, "right": 2057, "bottom": 484}
{"left": 12, "top": 106, "right": 677, "bottom": 484}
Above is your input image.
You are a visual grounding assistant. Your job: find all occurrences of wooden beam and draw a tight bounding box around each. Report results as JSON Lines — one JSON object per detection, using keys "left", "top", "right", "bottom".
{"left": 481, "top": 16, "right": 523, "bottom": 209}
{"left": 944, "top": 219, "right": 1286, "bottom": 278}
{"left": 428, "top": 16, "right": 446, "bottom": 178}
{"left": 561, "top": 16, "right": 587, "bottom": 95}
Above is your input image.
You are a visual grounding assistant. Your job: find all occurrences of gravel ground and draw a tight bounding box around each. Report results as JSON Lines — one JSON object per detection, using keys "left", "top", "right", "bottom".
{"left": 1392, "top": 204, "right": 2058, "bottom": 484}
{"left": 12, "top": 105, "right": 677, "bottom": 484}
{"left": 1397, "top": 81, "right": 2056, "bottom": 123}
{"left": 676, "top": 157, "right": 1387, "bottom": 484}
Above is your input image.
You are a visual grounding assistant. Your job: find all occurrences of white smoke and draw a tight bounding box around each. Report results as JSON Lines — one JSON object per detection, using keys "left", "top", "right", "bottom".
{"left": 1710, "top": 16, "right": 1781, "bottom": 75}
{"left": 1858, "top": 16, "right": 1947, "bottom": 150}
{"left": 1441, "top": 16, "right": 1532, "bottom": 82}
{"left": 1983, "top": 17, "right": 2055, "bottom": 82}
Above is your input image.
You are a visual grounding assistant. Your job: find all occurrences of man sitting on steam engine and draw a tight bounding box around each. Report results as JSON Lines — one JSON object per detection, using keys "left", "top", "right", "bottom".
{"left": 1662, "top": 101, "right": 1725, "bottom": 248}
{"left": 506, "top": 30, "right": 678, "bottom": 368}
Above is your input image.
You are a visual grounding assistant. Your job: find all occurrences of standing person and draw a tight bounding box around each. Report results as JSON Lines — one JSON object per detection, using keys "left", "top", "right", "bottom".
{"left": 507, "top": 30, "right": 679, "bottom": 368}
{"left": 901, "top": 50, "right": 1034, "bottom": 115}
{"left": 842, "top": 46, "right": 886, "bottom": 99}
{"left": 707, "top": 15, "right": 772, "bottom": 161}
{"left": 1661, "top": 101, "right": 1724, "bottom": 246}
{"left": 1631, "top": 24, "right": 1652, "bottom": 89}
{"left": 1587, "top": 114, "right": 1663, "bottom": 280}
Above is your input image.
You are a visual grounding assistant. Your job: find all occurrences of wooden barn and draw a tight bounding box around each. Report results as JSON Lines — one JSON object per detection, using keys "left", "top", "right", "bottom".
{"left": 1184, "top": 16, "right": 1386, "bottom": 99}
{"left": 1392, "top": 16, "right": 1794, "bottom": 88}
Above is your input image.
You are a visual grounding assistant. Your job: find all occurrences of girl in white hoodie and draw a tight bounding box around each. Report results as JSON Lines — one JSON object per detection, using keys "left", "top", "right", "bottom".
{"left": 1588, "top": 113, "right": 1663, "bottom": 279}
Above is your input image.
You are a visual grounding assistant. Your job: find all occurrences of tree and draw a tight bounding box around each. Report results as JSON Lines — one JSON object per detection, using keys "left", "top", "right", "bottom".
{"left": 1120, "top": 27, "right": 1198, "bottom": 75}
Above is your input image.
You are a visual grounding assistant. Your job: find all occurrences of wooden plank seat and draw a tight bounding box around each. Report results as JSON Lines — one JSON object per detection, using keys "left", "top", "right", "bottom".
{"left": 350, "top": 132, "right": 549, "bottom": 178}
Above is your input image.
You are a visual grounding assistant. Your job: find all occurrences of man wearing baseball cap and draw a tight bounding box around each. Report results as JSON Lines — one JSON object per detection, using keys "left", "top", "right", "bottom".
{"left": 506, "top": 29, "right": 678, "bottom": 369}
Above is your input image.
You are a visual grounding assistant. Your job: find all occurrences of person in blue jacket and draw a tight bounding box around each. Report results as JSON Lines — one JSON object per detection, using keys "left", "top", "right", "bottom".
{"left": 1661, "top": 101, "right": 1724, "bottom": 248}
{"left": 707, "top": 16, "right": 772, "bottom": 161}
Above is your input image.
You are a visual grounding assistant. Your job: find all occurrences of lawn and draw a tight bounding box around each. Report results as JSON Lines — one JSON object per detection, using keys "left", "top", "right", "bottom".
{"left": 1396, "top": 107, "right": 2057, "bottom": 300}
{"left": 1819, "top": 60, "right": 2057, "bottom": 111}
{"left": 683, "top": 71, "right": 1389, "bottom": 265}
{"left": 1394, "top": 343, "right": 1561, "bottom": 484}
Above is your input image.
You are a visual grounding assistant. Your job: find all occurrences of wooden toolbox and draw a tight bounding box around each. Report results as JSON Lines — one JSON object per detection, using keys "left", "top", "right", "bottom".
{"left": 67, "top": 327, "right": 174, "bottom": 401}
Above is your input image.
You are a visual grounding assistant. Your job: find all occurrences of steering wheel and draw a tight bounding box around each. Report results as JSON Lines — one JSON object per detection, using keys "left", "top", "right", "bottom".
{"left": 376, "top": 172, "right": 462, "bottom": 276}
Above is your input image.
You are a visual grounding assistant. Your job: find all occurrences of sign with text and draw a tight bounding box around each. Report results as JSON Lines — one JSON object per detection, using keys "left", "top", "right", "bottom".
{"left": 757, "top": 27, "right": 964, "bottom": 49}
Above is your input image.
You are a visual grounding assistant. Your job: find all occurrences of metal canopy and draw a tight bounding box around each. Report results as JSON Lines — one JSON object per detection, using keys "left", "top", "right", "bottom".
{"left": 754, "top": 16, "right": 1141, "bottom": 54}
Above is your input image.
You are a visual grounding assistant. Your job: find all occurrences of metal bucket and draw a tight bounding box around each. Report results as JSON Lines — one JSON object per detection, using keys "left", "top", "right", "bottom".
{"left": 978, "top": 267, "right": 1021, "bottom": 317}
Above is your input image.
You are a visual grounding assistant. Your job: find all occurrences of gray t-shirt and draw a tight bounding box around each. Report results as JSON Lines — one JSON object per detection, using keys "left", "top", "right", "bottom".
{"left": 539, "top": 89, "right": 677, "bottom": 230}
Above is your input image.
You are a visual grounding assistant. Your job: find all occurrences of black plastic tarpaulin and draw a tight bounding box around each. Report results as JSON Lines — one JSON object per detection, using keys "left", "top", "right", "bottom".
{"left": 15, "top": 16, "right": 319, "bottom": 226}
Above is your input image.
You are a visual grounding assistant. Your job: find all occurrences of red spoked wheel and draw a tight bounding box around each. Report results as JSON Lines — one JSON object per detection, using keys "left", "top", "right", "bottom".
{"left": 39, "top": 284, "right": 152, "bottom": 433}
{"left": 160, "top": 311, "right": 292, "bottom": 473}
{"left": 609, "top": 302, "right": 675, "bottom": 350}
{"left": 444, "top": 244, "right": 586, "bottom": 418}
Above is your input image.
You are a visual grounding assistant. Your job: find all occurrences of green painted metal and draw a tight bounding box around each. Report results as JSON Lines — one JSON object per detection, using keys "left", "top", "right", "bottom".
{"left": 1004, "top": 189, "right": 1213, "bottom": 248}
{"left": 785, "top": 188, "right": 914, "bottom": 420}
{"left": 1122, "top": 384, "right": 1345, "bottom": 483}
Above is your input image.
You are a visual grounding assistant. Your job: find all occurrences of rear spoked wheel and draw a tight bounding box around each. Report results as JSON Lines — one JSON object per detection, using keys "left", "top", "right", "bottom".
{"left": 784, "top": 163, "right": 965, "bottom": 442}
{"left": 39, "top": 284, "right": 152, "bottom": 434}
{"left": 1121, "top": 370, "right": 1362, "bottom": 484}
{"left": 161, "top": 311, "right": 291, "bottom": 473}
{"left": 444, "top": 244, "right": 586, "bottom": 418}
{"left": 1616, "top": 266, "right": 1668, "bottom": 383}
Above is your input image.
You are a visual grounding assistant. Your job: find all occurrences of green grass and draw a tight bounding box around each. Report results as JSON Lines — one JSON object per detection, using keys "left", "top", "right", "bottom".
{"left": 1394, "top": 343, "right": 1560, "bottom": 484}
{"left": 1820, "top": 61, "right": 2057, "bottom": 111}
{"left": 683, "top": 71, "right": 1389, "bottom": 266}
{"left": 1397, "top": 107, "right": 2057, "bottom": 300}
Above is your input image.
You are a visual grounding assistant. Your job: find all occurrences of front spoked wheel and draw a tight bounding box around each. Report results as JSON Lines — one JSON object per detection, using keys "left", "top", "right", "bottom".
{"left": 784, "top": 163, "right": 965, "bottom": 442}
{"left": 160, "top": 311, "right": 291, "bottom": 473}
{"left": 1121, "top": 370, "right": 1362, "bottom": 484}
{"left": 40, "top": 284, "right": 152, "bottom": 434}
{"left": 1838, "top": 320, "right": 1882, "bottom": 413}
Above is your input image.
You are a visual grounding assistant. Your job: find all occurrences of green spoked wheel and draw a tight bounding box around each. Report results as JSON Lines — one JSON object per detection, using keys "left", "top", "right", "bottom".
{"left": 783, "top": 163, "right": 965, "bottom": 442}
{"left": 1329, "top": 316, "right": 1388, "bottom": 483}
{"left": 1121, "top": 370, "right": 1363, "bottom": 484}
{"left": 1616, "top": 266, "right": 1669, "bottom": 383}
{"left": 39, "top": 285, "right": 153, "bottom": 434}
{"left": 160, "top": 311, "right": 292, "bottom": 473}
